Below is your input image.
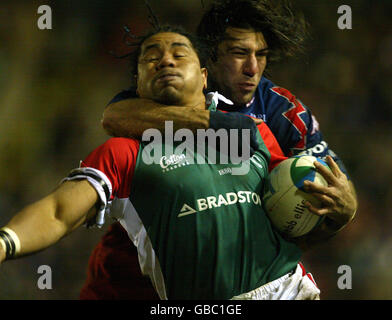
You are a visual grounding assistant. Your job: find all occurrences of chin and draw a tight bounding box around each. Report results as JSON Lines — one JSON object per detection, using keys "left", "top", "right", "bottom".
{"left": 157, "top": 88, "right": 182, "bottom": 106}
{"left": 230, "top": 90, "right": 254, "bottom": 106}
{"left": 234, "top": 95, "right": 253, "bottom": 106}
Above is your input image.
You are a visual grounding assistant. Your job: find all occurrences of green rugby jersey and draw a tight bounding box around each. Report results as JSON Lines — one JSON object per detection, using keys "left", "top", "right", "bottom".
{"left": 81, "top": 101, "right": 301, "bottom": 299}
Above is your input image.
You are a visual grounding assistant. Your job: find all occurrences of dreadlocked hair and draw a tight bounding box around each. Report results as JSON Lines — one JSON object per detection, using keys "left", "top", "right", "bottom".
{"left": 111, "top": 24, "right": 210, "bottom": 88}
{"left": 197, "top": 0, "right": 308, "bottom": 67}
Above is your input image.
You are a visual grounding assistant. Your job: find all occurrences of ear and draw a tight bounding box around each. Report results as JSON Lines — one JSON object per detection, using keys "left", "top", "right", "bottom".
{"left": 201, "top": 67, "right": 208, "bottom": 90}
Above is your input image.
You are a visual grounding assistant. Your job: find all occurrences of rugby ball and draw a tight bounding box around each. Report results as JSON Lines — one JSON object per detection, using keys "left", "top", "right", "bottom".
{"left": 263, "top": 155, "right": 329, "bottom": 238}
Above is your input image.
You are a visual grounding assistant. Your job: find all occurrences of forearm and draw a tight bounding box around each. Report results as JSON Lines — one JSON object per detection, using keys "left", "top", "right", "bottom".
{"left": 102, "top": 99, "right": 210, "bottom": 138}
{"left": 0, "top": 180, "right": 97, "bottom": 263}
{"left": 0, "top": 197, "right": 65, "bottom": 263}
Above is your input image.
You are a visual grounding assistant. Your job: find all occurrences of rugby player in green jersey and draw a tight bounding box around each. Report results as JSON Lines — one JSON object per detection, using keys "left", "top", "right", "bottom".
{"left": 0, "top": 26, "right": 320, "bottom": 299}
{"left": 102, "top": 0, "right": 357, "bottom": 237}
{"left": 79, "top": 0, "right": 356, "bottom": 300}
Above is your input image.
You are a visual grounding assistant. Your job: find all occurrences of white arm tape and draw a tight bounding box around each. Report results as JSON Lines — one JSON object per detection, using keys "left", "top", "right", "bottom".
{"left": 0, "top": 227, "right": 21, "bottom": 257}
{"left": 61, "top": 167, "right": 113, "bottom": 228}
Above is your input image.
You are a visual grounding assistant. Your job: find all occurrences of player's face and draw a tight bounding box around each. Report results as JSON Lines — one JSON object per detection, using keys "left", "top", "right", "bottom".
{"left": 136, "top": 32, "right": 207, "bottom": 106}
{"left": 209, "top": 27, "right": 268, "bottom": 105}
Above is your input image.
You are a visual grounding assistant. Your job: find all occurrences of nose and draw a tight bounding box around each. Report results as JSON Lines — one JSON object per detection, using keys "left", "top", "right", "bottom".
{"left": 243, "top": 54, "right": 259, "bottom": 78}
{"left": 156, "top": 51, "right": 175, "bottom": 70}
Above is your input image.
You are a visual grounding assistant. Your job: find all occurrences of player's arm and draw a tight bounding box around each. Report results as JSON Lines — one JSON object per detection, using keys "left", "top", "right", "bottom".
{"left": 297, "top": 134, "right": 358, "bottom": 239}
{"left": 292, "top": 156, "right": 357, "bottom": 251}
{"left": 102, "top": 97, "right": 210, "bottom": 138}
{"left": 102, "top": 91, "right": 261, "bottom": 139}
{"left": 294, "top": 146, "right": 358, "bottom": 248}
{"left": 302, "top": 156, "right": 357, "bottom": 238}
{"left": 298, "top": 142, "right": 358, "bottom": 229}
{"left": 267, "top": 86, "right": 357, "bottom": 242}
{"left": 0, "top": 180, "right": 99, "bottom": 264}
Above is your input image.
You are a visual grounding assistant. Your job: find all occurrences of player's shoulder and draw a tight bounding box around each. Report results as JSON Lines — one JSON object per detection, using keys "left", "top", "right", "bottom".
{"left": 258, "top": 76, "right": 276, "bottom": 89}
{"left": 259, "top": 77, "right": 300, "bottom": 105}
{"left": 100, "top": 137, "right": 140, "bottom": 152}
{"left": 88, "top": 137, "right": 140, "bottom": 162}
{"left": 258, "top": 76, "right": 280, "bottom": 94}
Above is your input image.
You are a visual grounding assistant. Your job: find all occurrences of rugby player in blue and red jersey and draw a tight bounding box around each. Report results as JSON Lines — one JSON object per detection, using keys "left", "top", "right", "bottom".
{"left": 80, "top": 0, "right": 357, "bottom": 299}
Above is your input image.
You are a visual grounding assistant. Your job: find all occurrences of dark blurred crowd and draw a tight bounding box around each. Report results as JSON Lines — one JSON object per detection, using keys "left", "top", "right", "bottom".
{"left": 0, "top": 0, "right": 391, "bottom": 299}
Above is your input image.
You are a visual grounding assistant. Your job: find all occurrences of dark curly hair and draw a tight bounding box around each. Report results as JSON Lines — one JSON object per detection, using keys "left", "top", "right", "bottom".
{"left": 196, "top": 0, "right": 308, "bottom": 68}
{"left": 113, "top": 24, "right": 209, "bottom": 88}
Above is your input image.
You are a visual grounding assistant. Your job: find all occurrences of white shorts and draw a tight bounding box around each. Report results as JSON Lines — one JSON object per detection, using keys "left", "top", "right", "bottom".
{"left": 231, "top": 263, "right": 320, "bottom": 300}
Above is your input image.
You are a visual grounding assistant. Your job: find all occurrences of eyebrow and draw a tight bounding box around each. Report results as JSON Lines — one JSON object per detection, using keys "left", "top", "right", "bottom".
{"left": 142, "top": 42, "right": 191, "bottom": 54}
{"left": 228, "top": 46, "right": 269, "bottom": 53}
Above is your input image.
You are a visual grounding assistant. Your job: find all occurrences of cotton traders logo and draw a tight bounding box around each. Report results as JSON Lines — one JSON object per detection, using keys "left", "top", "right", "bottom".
{"left": 160, "top": 154, "right": 189, "bottom": 173}
{"left": 178, "top": 191, "right": 262, "bottom": 218}
{"left": 141, "top": 121, "right": 252, "bottom": 175}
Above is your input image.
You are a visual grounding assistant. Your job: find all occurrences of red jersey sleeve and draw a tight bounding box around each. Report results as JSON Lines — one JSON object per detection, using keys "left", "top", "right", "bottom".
{"left": 81, "top": 137, "right": 140, "bottom": 199}
{"left": 257, "top": 122, "right": 287, "bottom": 171}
